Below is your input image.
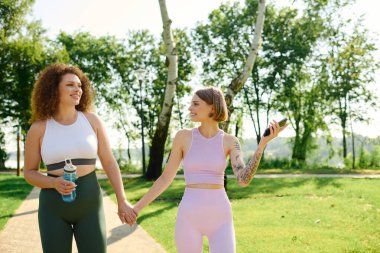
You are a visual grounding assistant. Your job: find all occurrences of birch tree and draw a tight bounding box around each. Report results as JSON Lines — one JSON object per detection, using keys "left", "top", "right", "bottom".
{"left": 193, "top": 0, "right": 268, "bottom": 137}
{"left": 223, "top": 0, "right": 266, "bottom": 131}
{"left": 146, "top": 0, "right": 178, "bottom": 179}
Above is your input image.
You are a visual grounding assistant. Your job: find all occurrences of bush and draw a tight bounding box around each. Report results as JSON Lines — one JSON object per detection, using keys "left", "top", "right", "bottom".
{"left": 344, "top": 153, "right": 353, "bottom": 169}
{"left": 370, "top": 146, "right": 380, "bottom": 168}
{"left": 119, "top": 163, "right": 141, "bottom": 173}
{"left": 260, "top": 157, "right": 292, "bottom": 169}
{"left": 358, "top": 146, "right": 371, "bottom": 168}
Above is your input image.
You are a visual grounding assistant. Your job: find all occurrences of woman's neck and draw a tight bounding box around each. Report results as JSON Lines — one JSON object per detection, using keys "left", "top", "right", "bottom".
{"left": 198, "top": 122, "right": 220, "bottom": 138}
{"left": 54, "top": 106, "right": 77, "bottom": 124}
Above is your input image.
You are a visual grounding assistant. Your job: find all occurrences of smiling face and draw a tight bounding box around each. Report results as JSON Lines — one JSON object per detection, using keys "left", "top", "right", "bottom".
{"left": 58, "top": 73, "right": 83, "bottom": 106}
{"left": 188, "top": 94, "right": 215, "bottom": 122}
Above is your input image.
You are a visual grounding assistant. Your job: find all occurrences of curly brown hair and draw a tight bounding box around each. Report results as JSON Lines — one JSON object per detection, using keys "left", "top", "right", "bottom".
{"left": 30, "top": 63, "right": 95, "bottom": 123}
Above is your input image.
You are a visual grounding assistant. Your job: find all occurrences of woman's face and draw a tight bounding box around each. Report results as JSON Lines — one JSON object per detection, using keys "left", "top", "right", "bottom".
{"left": 188, "top": 94, "right": 214, "bottom": 122}
{"left": 58, "top": 73, "right": 82, "bottom": 107}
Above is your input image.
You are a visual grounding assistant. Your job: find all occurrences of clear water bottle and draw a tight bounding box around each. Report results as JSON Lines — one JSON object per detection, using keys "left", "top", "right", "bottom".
{"left": 62, "top": 158, "right": 77, "bottom": 202}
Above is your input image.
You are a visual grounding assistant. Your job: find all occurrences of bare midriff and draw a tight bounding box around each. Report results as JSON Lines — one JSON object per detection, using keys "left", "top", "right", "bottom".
{"left": 46, "top": 165, "right": 95, "bottom": 178}
{"left": 186, "top": 184, "right": 224, "bottom": 189}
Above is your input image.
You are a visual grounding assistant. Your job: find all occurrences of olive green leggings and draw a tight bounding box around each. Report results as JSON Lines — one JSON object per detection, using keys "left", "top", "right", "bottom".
{"left": 38, "top": 171, "right": 106, "bottom": 253}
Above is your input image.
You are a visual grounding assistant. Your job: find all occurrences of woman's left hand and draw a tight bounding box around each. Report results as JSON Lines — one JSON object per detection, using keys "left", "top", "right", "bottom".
{"left": 117, "top": 200, "right": 138, "bottom": 226}
{"left": 260, "top": 120, "right": 288, "bottom": 145}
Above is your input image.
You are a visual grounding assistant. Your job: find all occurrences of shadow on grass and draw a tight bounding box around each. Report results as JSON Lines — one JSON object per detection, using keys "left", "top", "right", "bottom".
{"left": 0, "top": 209, "right": 37, "bottom": 219}
{"left": 99, "top": 177, "right": 185, "bottom": 203}
{"left": 227, "top": 177, "right": 343, "bottom": 200}
{"left": 100, "top": 176, "right": 344, "bottom": 204}
{"left": 137, "top": 202, "right": 178, "bottom": 225}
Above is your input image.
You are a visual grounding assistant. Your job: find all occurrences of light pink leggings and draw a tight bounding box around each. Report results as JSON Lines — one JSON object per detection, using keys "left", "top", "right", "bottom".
{"left": 175, "top": 188, "right": 236, "bottom": 253}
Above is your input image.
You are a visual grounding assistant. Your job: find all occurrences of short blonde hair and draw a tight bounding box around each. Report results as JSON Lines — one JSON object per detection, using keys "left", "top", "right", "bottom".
{"left": 195, "top": 87, "right": 228, "bottom": 122}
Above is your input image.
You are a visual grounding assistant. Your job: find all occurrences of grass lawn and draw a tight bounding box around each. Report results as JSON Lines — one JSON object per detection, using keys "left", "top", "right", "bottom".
{"left": 0, "top": 175, "right": 33, "bottom": 231}
{"left": 99, "top": 177, "right": 380, "bottom": 253}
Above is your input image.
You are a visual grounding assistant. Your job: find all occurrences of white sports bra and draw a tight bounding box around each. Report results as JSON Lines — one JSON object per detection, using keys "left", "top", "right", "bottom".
{"left": 41, "top": 111, "right": 98, "bottom": 169}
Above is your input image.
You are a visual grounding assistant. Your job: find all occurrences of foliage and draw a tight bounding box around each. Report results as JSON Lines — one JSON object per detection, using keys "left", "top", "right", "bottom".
{"left": 358, "top": 146, "right": 371, "bottom": 168}
{"left": 0, "top": 131, "right": 8, "bottom": 168}
{"left": 370, "top": 146, "right": 380, "bottom": 168}
{"left": 324, "top": 20, "right": 379, "bottom": 158}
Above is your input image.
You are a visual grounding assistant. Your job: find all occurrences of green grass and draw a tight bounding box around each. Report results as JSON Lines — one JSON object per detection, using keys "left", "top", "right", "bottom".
{"left": 99, "top": 177, "right": 380, "bottom": 253}
{"left": 0, "top": 175, "right": 33, "bottom": 231}
{"left": 252, "top": 168, "right": 380, "bottom": 174}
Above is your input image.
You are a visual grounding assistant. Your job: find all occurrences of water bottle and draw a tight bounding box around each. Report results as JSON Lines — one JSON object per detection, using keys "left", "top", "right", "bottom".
{"left": 62, "top": 158, "right": 77, "bottom": 202}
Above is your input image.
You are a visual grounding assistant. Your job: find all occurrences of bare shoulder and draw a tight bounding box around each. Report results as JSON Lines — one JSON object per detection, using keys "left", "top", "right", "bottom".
{"left": 173, "top": 129, "right": 192, "bottom": 144}
{"left": 175, "top": 129, "right": 192, "bottom": 137}
{"left": 171, "top": 129, "right": 192, "bottom": 156}
{"left": 82, "top": 111, "right": 103, "bottom": 130}
{"left": 27, "top": 120, "right": 46, "bottom": 137}
{"left": 223, "top": 132, "right": 239, "bottom": 148}
{"left": 82, "top": 111, "right": 101, "bottom": 124}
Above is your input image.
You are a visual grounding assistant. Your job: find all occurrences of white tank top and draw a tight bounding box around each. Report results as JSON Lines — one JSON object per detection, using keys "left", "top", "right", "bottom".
{"left": 41, "top": 111, "right": 98, "bottom": 165}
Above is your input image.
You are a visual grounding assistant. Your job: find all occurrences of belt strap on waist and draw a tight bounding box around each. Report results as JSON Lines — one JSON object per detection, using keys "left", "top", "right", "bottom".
{"left": 46, "top": 158, "right": 96, "bottom": 171}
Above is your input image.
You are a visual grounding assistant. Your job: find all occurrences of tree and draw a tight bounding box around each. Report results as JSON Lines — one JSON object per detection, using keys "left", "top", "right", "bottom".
{"left": 0, "top": 0, "right": 35, "bottom": 37}
{"left": 193, "top": 0, "right": 267, "bottom": 133}
{"left": 326, "top": 23, "right": 378, "bottom": 158}
{"left": 0, "top": 1, "right": 63, "bottom": 162}
{"left": 146, "top": 0, "right": 196, "bottom": 179}
{"left": 192, "top": 0, "right": 332, "bottom": 163}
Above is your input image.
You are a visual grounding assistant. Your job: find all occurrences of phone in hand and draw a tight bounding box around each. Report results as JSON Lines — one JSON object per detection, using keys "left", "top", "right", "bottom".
{"left": 263, "top": 118, "right": 287, "bottom": 137}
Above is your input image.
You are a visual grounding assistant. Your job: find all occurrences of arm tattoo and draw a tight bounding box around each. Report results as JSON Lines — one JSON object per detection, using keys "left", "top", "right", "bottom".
{"left": 234, "top": 140, "right": 241, "bottom": 151}
{"left": 231, "top": 137, "right": 263, "bottom": 185}
{"left": 238, "top": 151, "right": 263, "bottom": 185}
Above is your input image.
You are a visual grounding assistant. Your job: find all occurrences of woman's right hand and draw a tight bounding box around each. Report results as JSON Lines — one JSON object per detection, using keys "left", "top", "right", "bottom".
{"left": 53, "top": 177, "right": 76, "bottom": 195}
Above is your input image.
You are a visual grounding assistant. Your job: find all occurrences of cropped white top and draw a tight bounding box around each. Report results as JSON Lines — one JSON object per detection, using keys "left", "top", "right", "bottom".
{"left": 41, "top": 111, "right": 98, "bottom": 169}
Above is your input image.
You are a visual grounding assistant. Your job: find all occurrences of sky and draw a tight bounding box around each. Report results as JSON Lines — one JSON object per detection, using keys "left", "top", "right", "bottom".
{"left": 27, "top": 0, "right": 380, "bottom": 139}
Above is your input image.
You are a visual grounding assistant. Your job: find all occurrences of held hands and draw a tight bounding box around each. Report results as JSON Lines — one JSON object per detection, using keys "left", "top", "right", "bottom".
{"left": 260, "top": 120, "right": 288, "bottom": 145}
{"left": 117, "top": 200, "right": 138, "bottom": 226}
{"left": 53, "top": 177, "right": 76, "bottom": 195}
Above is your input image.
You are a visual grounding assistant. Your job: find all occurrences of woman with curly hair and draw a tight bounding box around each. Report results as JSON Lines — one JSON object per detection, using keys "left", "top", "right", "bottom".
{"left": 24, "top": 63, "right": 137, "bottom": 253}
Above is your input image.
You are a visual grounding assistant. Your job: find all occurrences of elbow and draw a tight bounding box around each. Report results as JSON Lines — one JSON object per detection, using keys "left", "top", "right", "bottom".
{"left": 23, "top": 170, "right": 32, "bottom": 184}
{"left": 239, "top": 181, "right": 249, "bottom": 188}
{"left": 237, "top": 178, "right": 250, "bottom": 187}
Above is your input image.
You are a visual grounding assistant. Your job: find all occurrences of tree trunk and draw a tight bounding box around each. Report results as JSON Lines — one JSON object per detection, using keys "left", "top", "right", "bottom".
{"left": 350, "top": 106, "right": 356, "bottom": 169}
{"left": 291, "top": 119, "right": 304, "bottom": 162}
{"left": 0, "top": 154, "right": 5, "bottom": 169}
{"left": 243, "top": 88, "right": 259, "bottom": 143}
{"left": 117, "top": 108, "right": 132, "bottom": 162}
{"left": 126, "top": 132, "right": 132, "bottom": 162}
{"left": 292, "top": 133, "right": 302, "bottom": 160}
{"left": 292, "top": 135, "right": 309, "bottom": 162}
{"left": 0, "top": 130, "right": 7, "bottom": 169}
{"left": 146, "top": 0, "right": 178, "bottom": 180}
{"left": 342, "top": 121, "right": 347, "bottom": 158}
{"left": 339, "top": 97, "right": 348, "bottom": 158}
{"left": 221, "top": 0, "right": 266, "bottom": 132}
{"left": 176, "top": 95, "right": 184, "bottom": 129}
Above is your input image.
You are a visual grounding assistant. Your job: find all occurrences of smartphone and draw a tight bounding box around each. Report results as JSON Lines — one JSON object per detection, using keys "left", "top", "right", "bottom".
{"left": 263, "top": 118, "right": 287, "bottom": 137}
